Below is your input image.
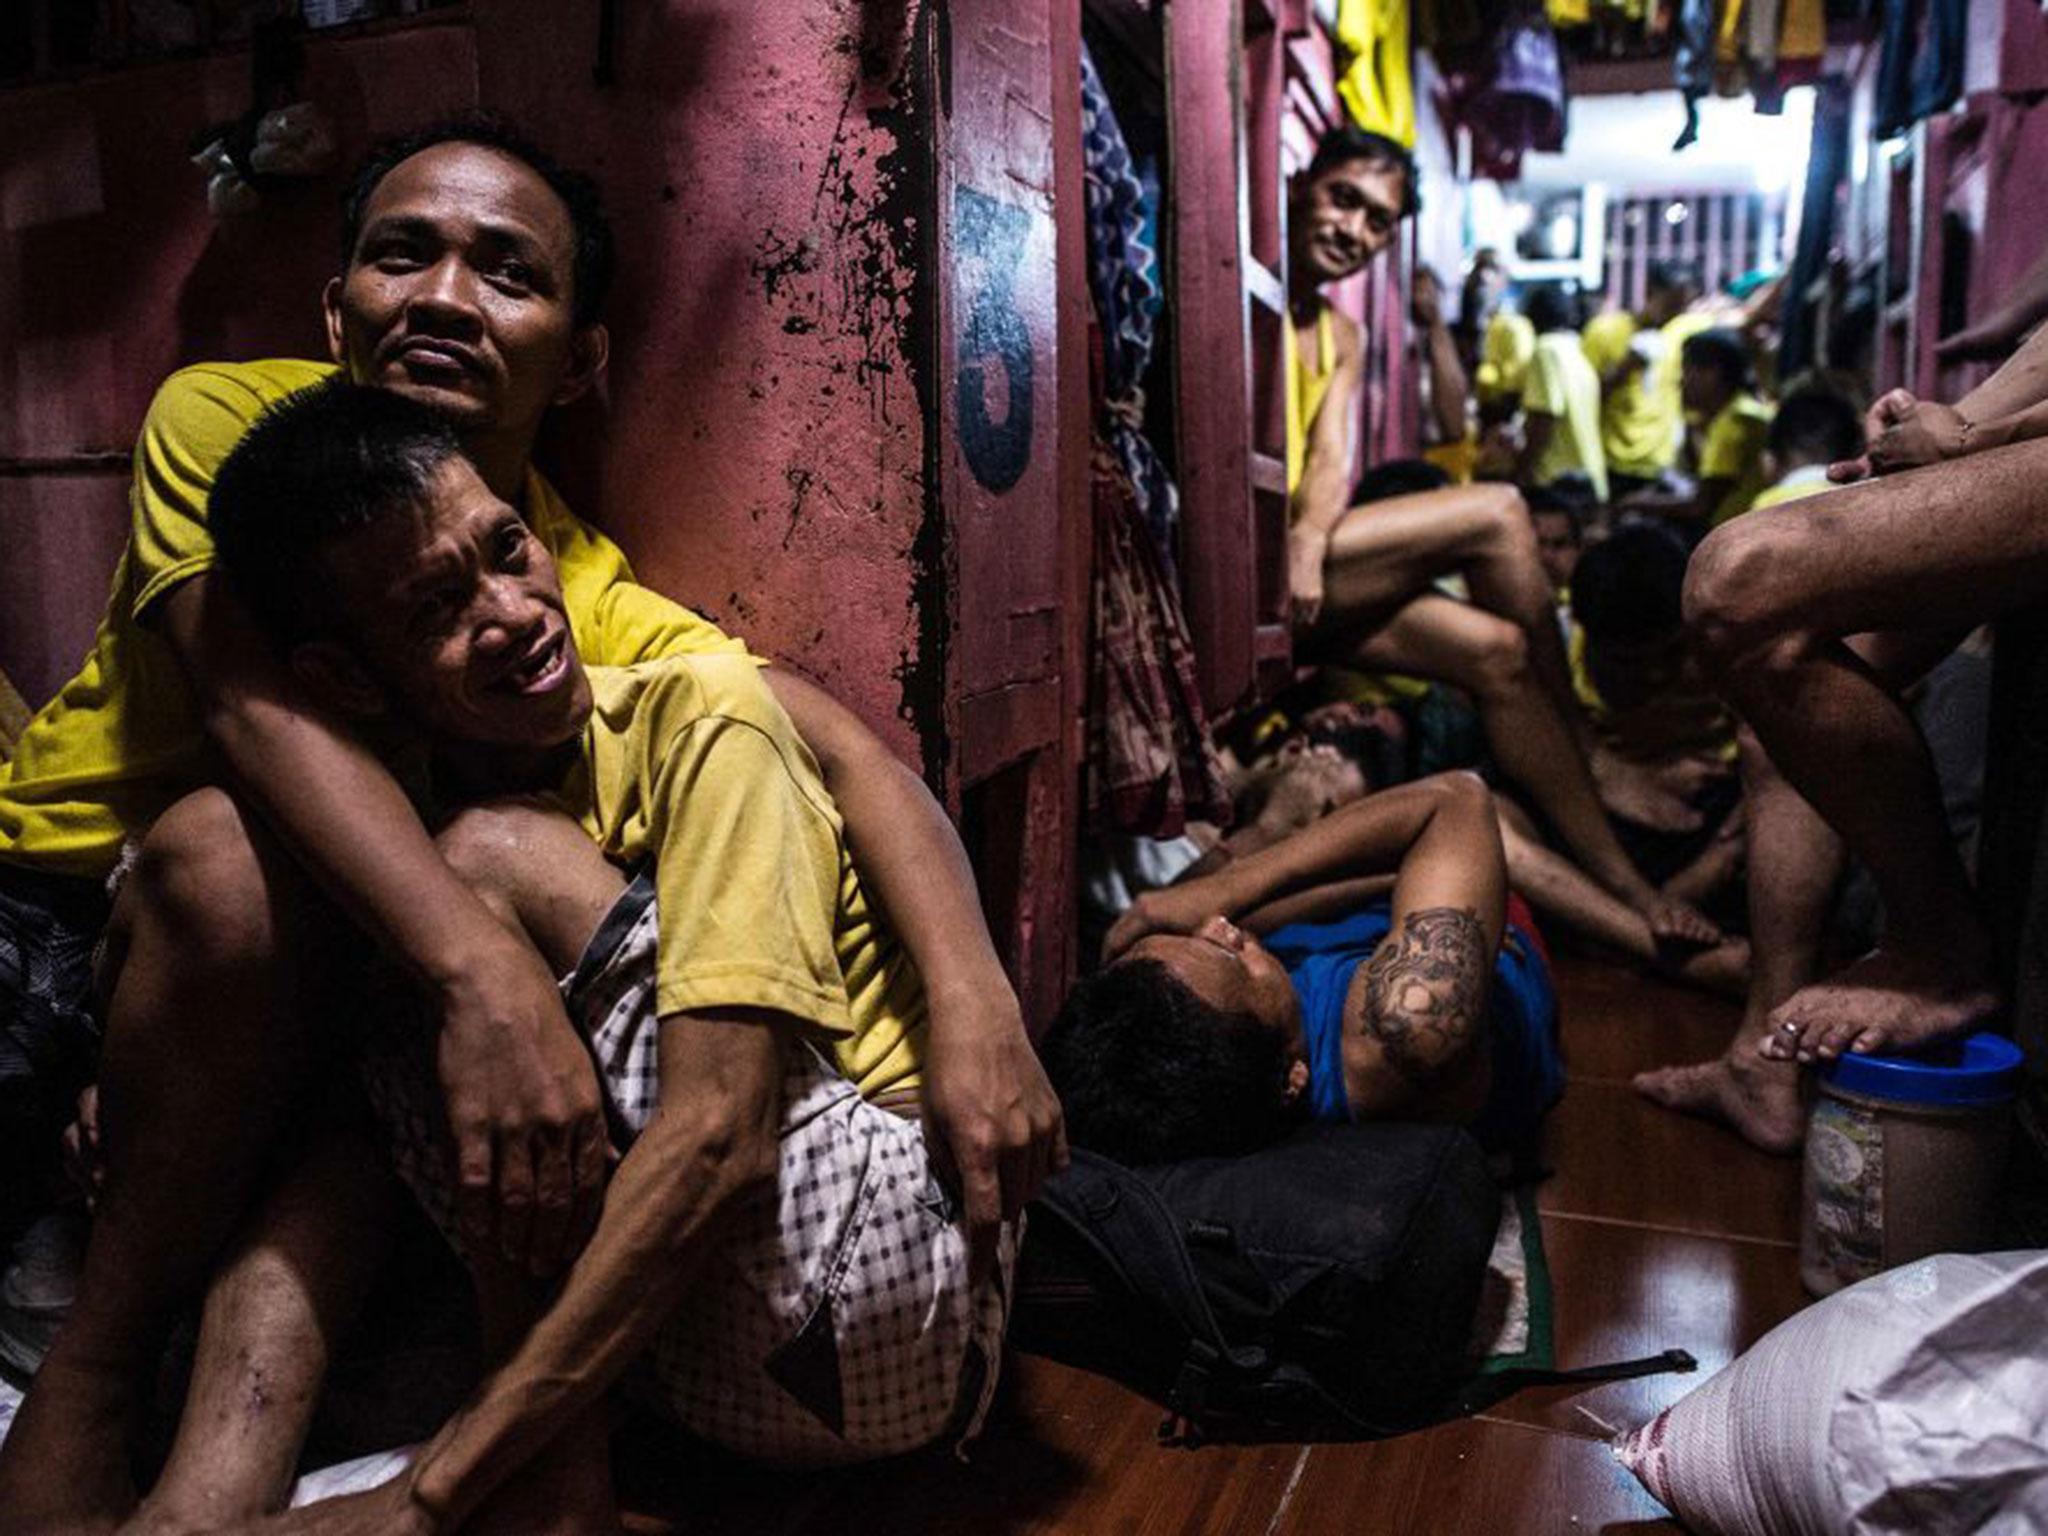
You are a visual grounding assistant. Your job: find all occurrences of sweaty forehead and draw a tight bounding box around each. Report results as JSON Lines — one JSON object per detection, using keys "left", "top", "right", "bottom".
{"left": 360, "top": 143, "right": 574, "bottom": 258}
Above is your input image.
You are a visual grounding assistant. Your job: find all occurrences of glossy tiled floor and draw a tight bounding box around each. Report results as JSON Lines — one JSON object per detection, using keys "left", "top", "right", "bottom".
{"left": 623, "top": 955, "right": 1812, "bottom": 1534}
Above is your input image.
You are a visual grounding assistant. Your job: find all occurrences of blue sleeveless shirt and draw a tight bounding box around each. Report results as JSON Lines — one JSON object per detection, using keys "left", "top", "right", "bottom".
{"left": 1261, "top": 904, "right": 1563, "bottom": 1151}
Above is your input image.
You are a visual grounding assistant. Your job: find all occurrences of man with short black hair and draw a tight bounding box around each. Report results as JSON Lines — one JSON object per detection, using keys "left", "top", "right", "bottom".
{"left": 1750, "top": 386, "right": 1865, "bottom": 511}
{"left": 0, "top": 117, "right": 1060, "bottom": 1533}
{"left": 1582, "top": 259, "right": 1708, "bottom": 500}
{"left": 1048, "top": 774, "right": 1562, "bottom": 1168}
{"left": 152, "top": 380, "right": 998, "bottom": 1527}
{"left": 1279, "top": 128, "right": 1709, "bottom": 949}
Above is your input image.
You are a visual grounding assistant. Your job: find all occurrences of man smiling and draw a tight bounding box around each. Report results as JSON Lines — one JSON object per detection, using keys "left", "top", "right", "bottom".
{"left": 1279, "top": 125, "right": 1710, "bottom": 949}
{"left": 0, "top": 117, "right": 1059, "bottom": 1533}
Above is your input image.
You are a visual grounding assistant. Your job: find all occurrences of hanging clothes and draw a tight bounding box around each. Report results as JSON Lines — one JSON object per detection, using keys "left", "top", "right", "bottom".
{"left": 1875, "top": 0, "right": 1966, "bottom": 139}
{"left": 1078, "top": 44, "right": 1229, "bottom": 840}
{"left": 1453, "top": 17, "right": 1568, "bottom": 179}
{"left": 1670, "top": 0, "right": 1716, "bottom": 148}
{"left": 1079, "top": 44, "right": 1179, "bottom": 564}
{"left": 1084, "top": 385, "right": 1233, "bottom": 836}
{"left": 1335, "top": 0, "right": 1418, "bottom": 146}
{"left": 1774, "top": 0, "right": 1826, "bottom": 86}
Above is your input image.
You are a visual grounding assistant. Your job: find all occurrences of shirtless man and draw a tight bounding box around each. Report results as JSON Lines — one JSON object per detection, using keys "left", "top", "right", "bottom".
{"left": 1645, "top": 323, "right": 2048, "bottom": 1091}
{"left": 1281, "top": 125, "right": 1710, "bottom": 946}
{"left": 0, "top": 119, "right": 1060, "bottom": 1534}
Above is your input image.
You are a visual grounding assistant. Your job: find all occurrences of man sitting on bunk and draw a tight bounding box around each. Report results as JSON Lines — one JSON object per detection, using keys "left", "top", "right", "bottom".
{"left": 1281, "top": 124, "right": 1711, "bottom": 949}
{"left": 1044, "top": 773, "right": 1563, "bottom": 1167}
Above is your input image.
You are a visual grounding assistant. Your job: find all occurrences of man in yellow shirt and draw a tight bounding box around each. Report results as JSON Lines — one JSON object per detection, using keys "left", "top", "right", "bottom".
{"left": 1581, "top": 261, "right": 1705, "bottom": 498}
{"left": 0, "top": 121, "right": 1060, "bottom": 1532}
{"left": 1516, "top": 286, "right": 1609, "bottom": 501}
{"left": 39, "top": 381, "right": 996, "bottom": 1524}
{"left": 1622, "top": 328, "right": 1771, "bottom": 534}
{"left": 1282, "top": 128, "right": 1708, "bottom": 953}
{"left": 1747, "top": 386, "right": 1864, "bottom": 513}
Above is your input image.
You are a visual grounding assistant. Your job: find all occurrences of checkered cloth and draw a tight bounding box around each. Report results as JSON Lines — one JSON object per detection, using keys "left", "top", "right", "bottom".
{"left": 361, "top": 874, "right": 1011, "bottom": 1466}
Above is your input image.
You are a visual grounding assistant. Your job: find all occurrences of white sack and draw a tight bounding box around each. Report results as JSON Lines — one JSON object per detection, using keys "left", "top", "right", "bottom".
{"left": 1615, "top": 1250, "right": 2048, "bottom": 1536}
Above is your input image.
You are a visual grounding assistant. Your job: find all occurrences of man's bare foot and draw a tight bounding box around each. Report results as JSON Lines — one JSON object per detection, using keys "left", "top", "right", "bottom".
{"left": 1633, "top": 1052, "right": 1805, "bottom": 1154}
{"left": 1760, "top": 945, "right": 2000, "bottom": 1064}
{"left": 1666, "top": 937, "right": 1750, "bottom": 1000}
{"left": 1634, "top": 889, "right": 1722, "bottom": 947}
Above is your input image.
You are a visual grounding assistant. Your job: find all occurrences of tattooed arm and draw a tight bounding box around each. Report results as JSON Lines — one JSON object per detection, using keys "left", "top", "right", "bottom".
{"left": 1103, "top": 773, "right": 1506, "bottom": 959}
{"left": 1347, "top": 906, "right": 1496, "bottom": 1120}
{"left": 1338, "top": 779, "right": 1508, "bottom": 1121}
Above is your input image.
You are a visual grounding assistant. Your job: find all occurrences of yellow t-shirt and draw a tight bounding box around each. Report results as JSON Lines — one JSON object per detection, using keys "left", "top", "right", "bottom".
{"left": 1699, "top": 393, "right": 1774, "bottom": 527}
{"left": 1746, "top": 464, "right": 1833, "bottom": 513}
{"left": 1285, "top": 302, "right": 1341, "bottom": 498}
{"left": 0, "top": 359, "right": 749, "bottom": 879}
{"left": 561, "top": 658, "right": 925, "bottom": 1098}
{"left": 1475, "top": 310, "right": 1535, "bottom": 408}
{"left": 1521, "top": 331, "right": 1609, "bottom": 501}
{"left": 1582, "top": 309, "right": 1700, "bottom": 478}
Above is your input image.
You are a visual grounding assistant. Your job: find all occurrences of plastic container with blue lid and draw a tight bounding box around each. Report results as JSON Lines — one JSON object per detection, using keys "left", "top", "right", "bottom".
{"left": 1817, "top": 1032, "right": 2024, "bottom": 1108}
{"left": 1801, "top": 1031, "right": 2021, "bottom": 1297}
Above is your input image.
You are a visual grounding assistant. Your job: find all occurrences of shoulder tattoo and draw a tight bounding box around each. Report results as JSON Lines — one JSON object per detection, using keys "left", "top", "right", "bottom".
{"left": 1361, "top": 906, "right": 1490, "bottom": 1089}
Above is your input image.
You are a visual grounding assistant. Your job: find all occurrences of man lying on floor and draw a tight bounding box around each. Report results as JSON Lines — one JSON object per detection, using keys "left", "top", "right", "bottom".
{"left": 118, "top": 381, "right": 1001, "bottom": 1533}
{"left": 1046, "top": 772, "right": 1562, "bottom": 1167}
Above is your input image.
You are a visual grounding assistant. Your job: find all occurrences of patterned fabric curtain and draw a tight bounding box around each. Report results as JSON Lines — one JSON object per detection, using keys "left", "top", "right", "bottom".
{"left": 1078, "top": 42, "right": 1231, "bottom": 838}
{"left": 1079, "top": 43, "right": 1179, "bottom": 565}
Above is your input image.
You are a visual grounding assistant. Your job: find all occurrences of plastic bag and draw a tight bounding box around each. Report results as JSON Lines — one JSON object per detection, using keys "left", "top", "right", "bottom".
{"left": 1616, "top": 1251, "right": 2048, "bottom": 1535}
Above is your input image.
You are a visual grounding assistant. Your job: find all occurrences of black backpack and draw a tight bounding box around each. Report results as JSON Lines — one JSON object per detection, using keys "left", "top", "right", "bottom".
{"left": 1013, "top": 1123, "right": 1692, "bottom": 1444}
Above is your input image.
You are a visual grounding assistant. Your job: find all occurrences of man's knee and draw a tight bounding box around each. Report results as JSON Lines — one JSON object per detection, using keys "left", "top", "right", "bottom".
{"left": 1683, "top": 518, "right": 1812, "bottom": 676}
{"left": 435, "top": 798, "right": 593, "bottom": 903}
{"left": 1473, "top": 483, "right": 1534, "bottom": 553}
{"left": 1463, "top": 615, "right": 1533, "bottom": 698}
{"left": 126, "top": 787, "right": 279, "bottom": 969}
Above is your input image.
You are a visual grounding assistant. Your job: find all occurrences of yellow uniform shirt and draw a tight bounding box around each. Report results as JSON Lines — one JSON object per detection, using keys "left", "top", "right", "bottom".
{"left": 0, "top": 360, "right": 748, "bottom": 879}
{"left": 1582, "top": 310, "right": 1708, "bottom": 479}
{"left": 1522, "top": 330, "right": 1609, "bottom": 501}
{"left": 1284, "top": 303, "right": 1342, "bottom": 498}
{"left": 1699, "top": 393, "right": 1774, "bottom": 527}
{"left": 1475, "top": 310, "right": 1535, "bottom": 409}
{"left": 1746, "top": 464, "right": 1833, "bottom": 513}
{"left": 561, "top": 658, "right": 925, "bottom": 1098}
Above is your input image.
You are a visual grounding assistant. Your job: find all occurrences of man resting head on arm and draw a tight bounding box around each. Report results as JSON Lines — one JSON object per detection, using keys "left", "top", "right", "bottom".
{"left": 1044, "top": 774, "right": 1563, "bottom": 1167}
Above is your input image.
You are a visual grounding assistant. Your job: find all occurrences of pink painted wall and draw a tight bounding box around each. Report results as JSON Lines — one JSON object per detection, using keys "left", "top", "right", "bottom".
{"left": 0, "top": 5, "right": 941, "bottom": 759}
{"left": 1, "top": 0, "right": 1085, "bottom": 1018}
{"left": 0, "top": 21, "right": 477, "bottom": 705}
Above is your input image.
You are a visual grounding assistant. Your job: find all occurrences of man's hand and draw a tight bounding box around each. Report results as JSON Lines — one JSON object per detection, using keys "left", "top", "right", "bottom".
{"left": 920, "top": 989, "right": 1067, "bottom": 1285}
{"left": 1828, "top": 388, "right": 1974, "bottom": 481}
{"left": 436, "top": 930, "right": 609, "bottom": 1278}
{"left": 1289, "top": 526, "right": 1330, "bottom": 629}
{"left": 1410, "top": 266, "right": 1445, "bottom": 329}
{"left": 219, "top": 1474, "right": 437, "bottom": 1536}
{"left": 1102, "top": 884, "right": 1226, "bottom": 963}
{"left": 1867, "top": 395, "right": 1973, "bottom": 476}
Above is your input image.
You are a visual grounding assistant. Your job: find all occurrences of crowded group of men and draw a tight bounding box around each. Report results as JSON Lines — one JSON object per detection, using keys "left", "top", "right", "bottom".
{"left": 0, "top": 85, "right": 2040, "bottom": 1536}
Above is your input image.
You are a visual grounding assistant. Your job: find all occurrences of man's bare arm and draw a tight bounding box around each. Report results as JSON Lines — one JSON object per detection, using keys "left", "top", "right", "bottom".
{"left": 1288, "top": 314, "right": 1364, "bottom": 627}
{"left": 1104, "top": 773, "right": 1505, "bottom": 955}
{"left": 158, "top": 574, "right": 606, "bottom": 1275}
{"left": 403, "top": 1007, "right": 785, "bottom": 1532}
{"left": 1411, "top": 269, "right": 1469, "bottom": 444}
{"left": 1938, "top": 243, "right": 2048, "bottom": 368}
{"left": 761, "top": 669, "right": 1064, "bottom": 1275}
